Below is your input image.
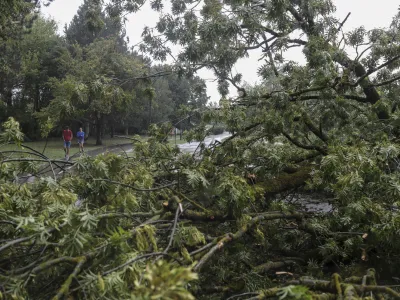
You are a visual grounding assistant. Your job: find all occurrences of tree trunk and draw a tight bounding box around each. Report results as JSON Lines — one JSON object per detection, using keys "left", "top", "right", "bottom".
{"left": 257, "top": 165, "right": 313, "bottom": 199}
{"left": 6, "top": 89, "right": 12, "bottom": 107}
{"left": 148, "top": 98, "right": 152, "bottom": 129}
{"left": 110, "top": 123, "right": 114, "bottom": 138}
{"left": 96, "top": 115, "right": 103, "bottom": 145}
{"left": 34, "top": 85, "right": 40, "bottom": 112}
{"left": 125, "top": 126, "right": 129, "bottom": 136}
{"left": 84, "top": 122, "right": 90, "bottom": 139}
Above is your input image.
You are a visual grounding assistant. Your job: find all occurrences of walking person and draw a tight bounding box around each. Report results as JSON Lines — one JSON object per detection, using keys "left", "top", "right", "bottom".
{"left": 62, "top": 126, "right": 73, "bottom": 160}
{"left": 77, "top": 127, "right": 85, "bottom": 153}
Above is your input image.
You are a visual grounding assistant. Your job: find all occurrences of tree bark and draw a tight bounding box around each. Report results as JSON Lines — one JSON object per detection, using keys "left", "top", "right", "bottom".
{"left": 110, "top": 122, "right": 114, "bottom": 138}
{"left": 257, "top": 165, "right": 313, "bottom": 199}
{"left": 84, "top": 122, "right": 90, "bottom": 139}
{"left": 96, "top": 114, "right": 103, "bottom": 145}
{"left": 148, "top": 98, "right": 152, "bottom": 129}
{"left": 34, "top": 84, "right": 40, "bottom": 112}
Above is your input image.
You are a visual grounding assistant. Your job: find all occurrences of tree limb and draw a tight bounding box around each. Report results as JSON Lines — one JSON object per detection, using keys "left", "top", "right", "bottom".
{"left": 282, "top": 132, "right": 327, "bottom": 155}
{"left": 193, "top": 212, "right": 303, "bottom": 271}
{"left": 52, "top": 256, "right": 87, "bottom": 300}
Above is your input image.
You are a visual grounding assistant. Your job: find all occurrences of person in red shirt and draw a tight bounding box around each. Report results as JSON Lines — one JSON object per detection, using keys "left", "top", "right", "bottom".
{"left": 62, "top": 126, "right": 73, "bottom": 160}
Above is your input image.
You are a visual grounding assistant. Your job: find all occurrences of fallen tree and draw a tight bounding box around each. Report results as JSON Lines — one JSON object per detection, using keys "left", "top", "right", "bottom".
{"left": 2, "top": 0, "right": 400, "bottom": 299}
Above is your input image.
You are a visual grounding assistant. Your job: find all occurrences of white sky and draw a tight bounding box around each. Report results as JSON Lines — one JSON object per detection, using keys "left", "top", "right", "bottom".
{"left": 42, "top": 0, "right": 399, "bottom": 103}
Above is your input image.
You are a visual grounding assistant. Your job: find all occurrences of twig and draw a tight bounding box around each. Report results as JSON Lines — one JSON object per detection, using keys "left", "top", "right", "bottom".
{"left": 0, "top": 222, "right": 67, "bottom": 254}
{"left": 98, "top": 210, "right": 164, "bottom": 219}
{"left": 0, "top": 236, "right": 35, "bottom": 254}
{"left": 337, "top": 12, "right": 351, "bottom": 33}
{"left": 373, "top": 75, "right": 400, "bottom": 87}
{"left": 226, "top": 292, "right": 259, "bottom": 300}
{"left": 163, "top": 207, "right": 180, "bottom": 254}
{"left": 21, "top": 144, "right": 67, "bottom": 172}
{"left": 169, "top": 188, "right": 210, "bottom": 212}
{"left": 353, "top": 54, "right": 400, "bottom": 86}
{"left": 189, "top": 241, "right": 215, "bottom": 256}
{"left": 2, "top": 158, "right": 74, "bottom": 165}
{"left": 103, "top": 252, "right": 175, "bottom": 275}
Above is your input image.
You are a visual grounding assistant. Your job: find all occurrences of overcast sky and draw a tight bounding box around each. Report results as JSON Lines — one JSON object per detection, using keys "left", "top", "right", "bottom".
{"left": 42, "top": 0, "right": 399, "bottom": 103}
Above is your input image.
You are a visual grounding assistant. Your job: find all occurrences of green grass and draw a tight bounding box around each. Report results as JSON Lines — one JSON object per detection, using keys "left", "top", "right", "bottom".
{"left": 167, "top": 135, "right": 188, "bottom": 145}
{"left": 0, "top": 136, "right": 143, "bottom": 159}
{"left": 0, "top": 135, "right": 189, "bottom": 159}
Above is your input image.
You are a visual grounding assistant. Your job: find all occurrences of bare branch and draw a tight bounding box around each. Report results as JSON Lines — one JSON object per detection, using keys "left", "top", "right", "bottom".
{"left": 353, "top": 54, "right": 400, "bottom": 86}
{"left": 337, "top": 12, "right": 351, "bottom": 33}
{"left": 373, "top": 75, "right": 400, "bottom": 87}
{"left": 282, "top": 132, "right": 327, "bottom": 155}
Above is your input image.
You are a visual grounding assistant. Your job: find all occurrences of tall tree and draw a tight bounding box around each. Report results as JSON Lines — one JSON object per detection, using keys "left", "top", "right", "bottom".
{"left": 0, "top": 15, "right": 67, "bottom": 138}
{"left": 37, "top": 37, "right": 150, "bottom": 145}
{"left": 65, "top": 0, "right": 126, "bottom": 50}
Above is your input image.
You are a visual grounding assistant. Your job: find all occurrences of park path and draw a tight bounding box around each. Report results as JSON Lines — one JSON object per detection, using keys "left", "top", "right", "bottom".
{"left": 20, "top": 132, "right": 231, "bottom": 183}
{"left": 177, "top": 131, "right": 231, "bottom": 153}
{"left": 21, "top": 142, "right": 134, "bottom": 183}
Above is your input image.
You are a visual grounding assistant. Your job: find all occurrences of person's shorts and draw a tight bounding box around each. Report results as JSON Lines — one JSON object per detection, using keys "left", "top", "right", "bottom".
{"left": 64, "top": 141, "right": 71, "bottom": 148}
{"left": 78, "top": 139, "right": 84, "bottom": 145}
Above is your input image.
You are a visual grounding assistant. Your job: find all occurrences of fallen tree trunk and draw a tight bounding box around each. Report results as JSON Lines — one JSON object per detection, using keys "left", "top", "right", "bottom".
{"left": 256, "top": 165, "right": 313, "bottom": 199}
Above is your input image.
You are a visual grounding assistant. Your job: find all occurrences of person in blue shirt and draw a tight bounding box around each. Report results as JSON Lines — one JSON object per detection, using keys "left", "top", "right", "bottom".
{"left": 77, "top": 127, "right": 85, "bottom": 153}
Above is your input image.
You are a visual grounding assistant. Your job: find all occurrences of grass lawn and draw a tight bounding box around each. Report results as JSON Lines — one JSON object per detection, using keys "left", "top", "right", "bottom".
{"left": 167, "top": 135, "right": 188, "bottom": 145}
{"left": 0, "top": 136, "right": 143, "bottom": 159}
{"left": 0, "top": 135, "right": 189, "bottom": 159}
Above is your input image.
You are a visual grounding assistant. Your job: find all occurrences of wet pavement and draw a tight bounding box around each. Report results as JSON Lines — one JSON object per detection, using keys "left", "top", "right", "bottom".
{"left": 177, "top": 132, "right": 232, "bottom": 153}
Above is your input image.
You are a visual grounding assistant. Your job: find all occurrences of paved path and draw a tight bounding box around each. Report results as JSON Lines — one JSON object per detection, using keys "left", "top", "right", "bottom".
{"left": 20, "top": 143, "right": 133, "bottom": 183}
{"left": 20, "top": 133, "right": 232, "bottom": 183}
{"left": 177, "top": 132, "right": 231, "bottom": 153}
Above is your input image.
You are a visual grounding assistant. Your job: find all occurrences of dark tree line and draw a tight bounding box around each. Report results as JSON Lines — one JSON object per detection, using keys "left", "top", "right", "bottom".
{"left": 0, "top": 0, "right": 208, "bottom": 144}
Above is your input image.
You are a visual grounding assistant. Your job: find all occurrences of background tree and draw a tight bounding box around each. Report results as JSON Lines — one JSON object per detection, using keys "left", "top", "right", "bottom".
{"left": 0, "top": 15, "right": 67, "bottom": 138}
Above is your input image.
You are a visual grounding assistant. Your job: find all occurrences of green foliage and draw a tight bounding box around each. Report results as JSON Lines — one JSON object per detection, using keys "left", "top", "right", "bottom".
{"left": 276, "top": 285, "right": 311, "bottom": 300}
{"left": 0, "top": 117, "right": 24, "bottom": 146}
{"left": 209, "top": 124, "right": 225, "bottom": 135}
{"left": 175, "top": 225, "right": 206, "bottom": 247}
{"left": 136, "top": 225, "right": 158, "bottom": 251}
{"left": 133, "top": 260, "right": 197, "bottom": 299}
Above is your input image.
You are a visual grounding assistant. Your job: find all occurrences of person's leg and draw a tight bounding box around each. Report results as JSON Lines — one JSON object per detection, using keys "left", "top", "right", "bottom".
{"left": 66, "top": 142, "right": 70, "bottom": 156}
{"left": 63, "top": 142, "right": 67, "bottom": 156}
